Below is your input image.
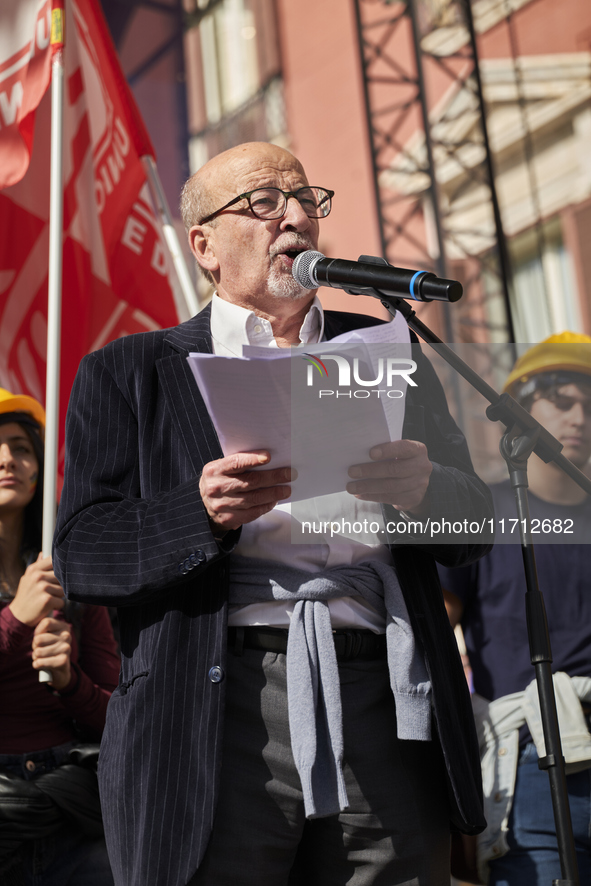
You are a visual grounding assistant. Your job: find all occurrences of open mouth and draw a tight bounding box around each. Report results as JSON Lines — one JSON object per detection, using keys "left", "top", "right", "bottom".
{"left": 277, "top": 247, "right": 309, "bottom": 267}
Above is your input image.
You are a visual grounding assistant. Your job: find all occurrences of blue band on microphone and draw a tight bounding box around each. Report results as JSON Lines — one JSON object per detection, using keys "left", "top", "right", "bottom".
{"left": 409, "top": 270, "right": 426, "bottom": 300}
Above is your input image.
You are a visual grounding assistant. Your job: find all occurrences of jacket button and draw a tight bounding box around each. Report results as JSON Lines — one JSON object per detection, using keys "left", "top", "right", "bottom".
{"left": 208, "top": 665, "right": 224, "bottom": 683}
{"left": 183, "top": 557, "right": 193, "bottom": 572}
{"left": 196, "top": 550, "right": 206, "bottom": 563}
{"left": 189, "top": 553, "right": 199, "bottom": 566}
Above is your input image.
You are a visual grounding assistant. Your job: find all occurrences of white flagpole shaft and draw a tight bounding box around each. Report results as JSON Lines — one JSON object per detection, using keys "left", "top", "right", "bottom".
{"left": 142, "top": 155, "right": 201, "bottom": 318}
{"left": 40, "top": 49, "right": 65, "bottom": 683}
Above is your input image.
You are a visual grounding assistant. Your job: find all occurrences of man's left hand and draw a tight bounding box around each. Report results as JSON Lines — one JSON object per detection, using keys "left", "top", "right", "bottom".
{"left": 346, "top": 439, "right": 432, "bottom": 515}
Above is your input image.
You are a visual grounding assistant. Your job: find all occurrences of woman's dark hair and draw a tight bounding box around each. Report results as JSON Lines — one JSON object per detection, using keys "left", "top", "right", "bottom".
{"left": 0, "top": 412, "right": 44, "bottom": 559}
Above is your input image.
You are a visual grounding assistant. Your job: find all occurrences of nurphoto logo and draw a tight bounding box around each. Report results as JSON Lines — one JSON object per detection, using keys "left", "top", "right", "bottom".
{"left": 302, "top": 352, "right": 417, "bottom": 399}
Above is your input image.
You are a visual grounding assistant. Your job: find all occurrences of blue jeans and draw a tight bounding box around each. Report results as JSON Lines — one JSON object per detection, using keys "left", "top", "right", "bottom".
{"left": 489, "top": 742, "right": 591, "bottom": 886}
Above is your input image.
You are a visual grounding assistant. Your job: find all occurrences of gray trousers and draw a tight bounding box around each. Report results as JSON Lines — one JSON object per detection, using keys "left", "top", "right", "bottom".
{"left": 190, "top": 647, "right": 450, "bottom": 886}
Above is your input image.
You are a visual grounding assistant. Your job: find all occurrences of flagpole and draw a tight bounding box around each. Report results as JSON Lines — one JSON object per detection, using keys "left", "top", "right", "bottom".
{"left": 142, "top": 155, "right": 201, "bottom": 318}
{"left": 39, "top": 1, "right": 66, "bottom": 682}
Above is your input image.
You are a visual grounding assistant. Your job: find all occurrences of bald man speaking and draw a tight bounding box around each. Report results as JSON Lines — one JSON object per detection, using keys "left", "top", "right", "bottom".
{"left": 54, "top": 142, "right": 492, "bottom": 886}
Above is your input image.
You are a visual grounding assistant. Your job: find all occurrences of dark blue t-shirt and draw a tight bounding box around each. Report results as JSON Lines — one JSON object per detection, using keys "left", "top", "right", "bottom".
{"left": 438, "top": 481, "right": 591, "bottom": 702}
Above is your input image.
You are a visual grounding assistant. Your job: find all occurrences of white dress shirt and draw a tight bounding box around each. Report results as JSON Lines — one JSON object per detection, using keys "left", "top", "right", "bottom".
{"left": 209, "top": 294, "right": 392, "bottom": 632}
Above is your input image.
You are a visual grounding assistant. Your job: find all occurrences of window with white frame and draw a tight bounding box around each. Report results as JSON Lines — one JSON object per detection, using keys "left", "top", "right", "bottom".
{"left": 509, "top": 218, "right": 582, "bottom": 342}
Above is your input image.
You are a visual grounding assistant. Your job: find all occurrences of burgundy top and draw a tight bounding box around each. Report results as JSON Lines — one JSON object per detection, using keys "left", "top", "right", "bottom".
{"left": 0, "top": 603, "right": 120, "bottom": 753}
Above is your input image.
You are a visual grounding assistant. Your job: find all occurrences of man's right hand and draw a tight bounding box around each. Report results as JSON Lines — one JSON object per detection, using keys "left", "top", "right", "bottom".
{"left": 199, "top": 450, "right": 295, "bottom": 532}
{"left": 8, "top": 554, "right": 65, "bottom": 627}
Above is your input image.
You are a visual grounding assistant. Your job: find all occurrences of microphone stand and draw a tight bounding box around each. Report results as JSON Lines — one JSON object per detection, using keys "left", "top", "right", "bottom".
{"left": 345, "top": 269, "right": 590, "bottom": 886}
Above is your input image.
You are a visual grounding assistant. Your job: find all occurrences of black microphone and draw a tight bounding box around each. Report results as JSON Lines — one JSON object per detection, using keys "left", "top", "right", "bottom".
{"left": 292, "top": 250, "right": 462, "bottom": 303}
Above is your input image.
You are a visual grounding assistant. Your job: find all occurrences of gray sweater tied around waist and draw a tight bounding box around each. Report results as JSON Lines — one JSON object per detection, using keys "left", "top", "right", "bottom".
{"left": 229, "top": 556, "right": 432, "bottom": 818}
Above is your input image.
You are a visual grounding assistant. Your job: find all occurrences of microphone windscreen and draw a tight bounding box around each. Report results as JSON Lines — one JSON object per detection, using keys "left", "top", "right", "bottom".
{"left": 292, "top": 250, "right": 324, "bottom": 289}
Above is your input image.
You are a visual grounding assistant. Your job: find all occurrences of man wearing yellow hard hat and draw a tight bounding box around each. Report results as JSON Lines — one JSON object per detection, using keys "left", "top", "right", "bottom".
{"left": 440, "top": 332, "right": 591, "bottom": 885}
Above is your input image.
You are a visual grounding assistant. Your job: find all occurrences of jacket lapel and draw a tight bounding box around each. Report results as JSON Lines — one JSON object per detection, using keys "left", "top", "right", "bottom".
{"left": 323, "top": 309, "right": 383, "bottom": 341}
{"left": 157, "top": 304, "right": 224, "bottom": 472}
{"left": 324, "top": 311, "right": 347, "bottom": 341}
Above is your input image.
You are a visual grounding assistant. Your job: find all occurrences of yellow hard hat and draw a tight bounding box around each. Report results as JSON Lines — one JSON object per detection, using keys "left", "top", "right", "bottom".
{"left": 0, "top": 388, "right": 46, "bottom": 429}
{"left": 503, "top": 332, "right": 591, "bottom": 394}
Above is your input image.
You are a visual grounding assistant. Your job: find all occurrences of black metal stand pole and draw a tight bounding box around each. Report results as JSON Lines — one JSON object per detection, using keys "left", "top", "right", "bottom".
{"left": 368, "top": 289, "right": 588, "bottom": 886}
{"left": 495, "top": 427, "right": 579, "bottom": 886}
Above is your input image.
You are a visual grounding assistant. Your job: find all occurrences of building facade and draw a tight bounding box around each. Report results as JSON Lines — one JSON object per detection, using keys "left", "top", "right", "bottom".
{"left": 101, "top": 0, "right": 591, "bottom": 339}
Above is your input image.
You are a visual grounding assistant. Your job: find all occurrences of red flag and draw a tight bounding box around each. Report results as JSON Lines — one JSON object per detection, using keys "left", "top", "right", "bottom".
{"left": 0, "top": 1, "right": 52, "bottom": 188}
{"left": 0, "top": 0, "right": 183, "bottom": 488}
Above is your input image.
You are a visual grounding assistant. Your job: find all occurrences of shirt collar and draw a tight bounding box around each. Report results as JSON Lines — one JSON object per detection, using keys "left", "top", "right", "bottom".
{"left": 210, "top": 294, "right": 325, "bottom": 357}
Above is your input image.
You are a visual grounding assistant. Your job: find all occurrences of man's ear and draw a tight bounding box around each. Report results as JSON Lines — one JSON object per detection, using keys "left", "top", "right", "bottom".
{"left": 189, "top": 225, "right": 219, "bottom": 275}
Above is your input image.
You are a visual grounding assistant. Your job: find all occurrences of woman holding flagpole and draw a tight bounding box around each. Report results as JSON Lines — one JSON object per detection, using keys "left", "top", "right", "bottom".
{"left": 0, "top": 389, "right": 119, "bottom": 885}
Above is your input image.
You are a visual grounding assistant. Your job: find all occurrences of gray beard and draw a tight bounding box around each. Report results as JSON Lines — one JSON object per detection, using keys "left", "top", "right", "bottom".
{"left": 267, "top": 266, "right": 312, "bottom": 301}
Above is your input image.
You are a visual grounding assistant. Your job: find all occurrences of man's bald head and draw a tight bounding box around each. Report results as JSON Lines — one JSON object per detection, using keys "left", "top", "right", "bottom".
{"left": 180, "top": 142, "right": 308, "bottom": 231}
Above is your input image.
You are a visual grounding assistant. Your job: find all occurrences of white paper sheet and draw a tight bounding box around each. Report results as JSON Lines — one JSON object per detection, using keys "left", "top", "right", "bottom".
{"left": 187, "top": 313, "right": 411, "bottom": 501}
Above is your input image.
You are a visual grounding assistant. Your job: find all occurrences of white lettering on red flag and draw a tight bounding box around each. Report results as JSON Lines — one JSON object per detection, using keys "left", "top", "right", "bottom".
{"left": 0, "top": 0, "right": 184, "bottom": 489}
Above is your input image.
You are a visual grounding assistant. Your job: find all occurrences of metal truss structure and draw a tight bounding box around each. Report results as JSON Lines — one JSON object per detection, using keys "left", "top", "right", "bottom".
{"left": 353, "top": 0, "right": 516, "bottom": 345}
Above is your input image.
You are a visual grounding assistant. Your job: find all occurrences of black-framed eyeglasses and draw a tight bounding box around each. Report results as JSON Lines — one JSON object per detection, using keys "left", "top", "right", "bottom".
{"left": 199, "top": 186, "right": 334, "bottom": 224}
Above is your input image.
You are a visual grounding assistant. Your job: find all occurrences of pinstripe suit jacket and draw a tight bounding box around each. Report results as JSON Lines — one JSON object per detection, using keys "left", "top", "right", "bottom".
{"left": 54, "top": 304, "right": 491, "bottom": 886}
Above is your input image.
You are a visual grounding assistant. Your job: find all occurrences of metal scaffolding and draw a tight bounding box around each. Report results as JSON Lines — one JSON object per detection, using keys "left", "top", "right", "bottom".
{"left": 353, "top": 0, "right": 516, "bottom": 344}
